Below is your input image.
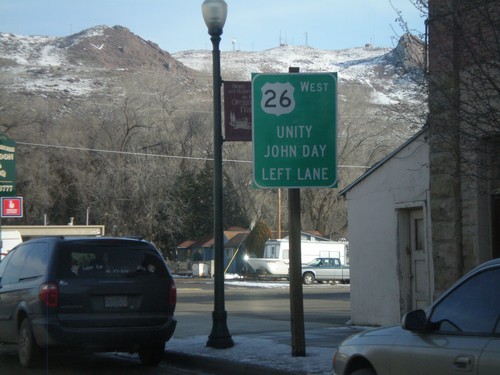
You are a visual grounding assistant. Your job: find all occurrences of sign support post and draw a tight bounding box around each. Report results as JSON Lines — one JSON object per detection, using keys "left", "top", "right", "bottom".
{"left": 287, "top": 67, "right": 306, "bottom": 357}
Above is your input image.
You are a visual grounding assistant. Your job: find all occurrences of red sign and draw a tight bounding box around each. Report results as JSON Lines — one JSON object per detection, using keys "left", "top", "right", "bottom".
{"left": 223, "top": 81, "right": 252, "bottom": 141}
{"left": 1, "top": 197, "right": 23, "bottom": 217}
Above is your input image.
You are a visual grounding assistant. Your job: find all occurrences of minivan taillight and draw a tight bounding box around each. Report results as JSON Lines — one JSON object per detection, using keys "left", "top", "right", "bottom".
{"left": 39, "top": 283, "right": 58, "bottom": 307}
{"left": 169, "top": 281, "right": 177, "bottom": 306}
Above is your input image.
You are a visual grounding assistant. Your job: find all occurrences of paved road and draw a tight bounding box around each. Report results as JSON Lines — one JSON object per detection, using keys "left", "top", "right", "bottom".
{"left": 174, "top": 277, "right": 351, "bottom": 339}
{"left": 0, "top": 344, "right": 216, "bottom": 375}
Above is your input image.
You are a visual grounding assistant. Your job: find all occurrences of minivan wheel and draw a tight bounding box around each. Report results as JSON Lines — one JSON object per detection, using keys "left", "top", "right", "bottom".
{"left": 18, "top": 318, "right": 42, "bottom": 368}
{"left": 138, "top": 342, "right": 165, "bottom": 366}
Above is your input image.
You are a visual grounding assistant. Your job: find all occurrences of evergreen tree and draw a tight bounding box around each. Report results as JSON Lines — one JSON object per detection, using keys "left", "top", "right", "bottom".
{"left": 171, "top": 163, "right": 250, "bottom": 241}
{"left": 245, "top": 220, "right": 273, "bottom": 257}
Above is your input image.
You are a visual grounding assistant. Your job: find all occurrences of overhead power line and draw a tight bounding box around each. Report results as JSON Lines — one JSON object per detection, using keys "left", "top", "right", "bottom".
{"left": 17, "top": 141, "right": 244, "bottom": 163}
{"left": 16, "top": 141, "right": 370, "bottom": 169}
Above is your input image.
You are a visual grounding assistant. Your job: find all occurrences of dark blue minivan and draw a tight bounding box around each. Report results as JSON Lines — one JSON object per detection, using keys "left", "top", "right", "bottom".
{"left": 0, "top": 237, "right": 177, "bottom": 367}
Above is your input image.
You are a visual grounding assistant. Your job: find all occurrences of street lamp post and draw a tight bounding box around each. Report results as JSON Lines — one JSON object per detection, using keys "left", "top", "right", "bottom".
{"left": 202, "top": 0, "right": 234, "bottom": 349}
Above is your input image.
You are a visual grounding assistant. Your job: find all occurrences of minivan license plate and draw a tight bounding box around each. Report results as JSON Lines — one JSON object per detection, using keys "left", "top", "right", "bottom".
{"left": 104, "top": 295, "right": 128, "bottom": 308}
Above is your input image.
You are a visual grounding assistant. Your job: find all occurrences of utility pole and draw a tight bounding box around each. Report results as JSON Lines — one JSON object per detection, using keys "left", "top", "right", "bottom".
{"left": 288, "top": 66, "right": 306, "bottom": 357}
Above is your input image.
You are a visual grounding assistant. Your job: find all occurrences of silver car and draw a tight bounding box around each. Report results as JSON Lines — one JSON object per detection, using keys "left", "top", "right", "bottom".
{"left": 333, "top": 258, "right": 500, "bottom": 375}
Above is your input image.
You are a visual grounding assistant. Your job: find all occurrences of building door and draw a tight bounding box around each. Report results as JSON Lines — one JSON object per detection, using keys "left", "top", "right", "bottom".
{"left": 409, "top": 209, "right": 430, "bottom": 309}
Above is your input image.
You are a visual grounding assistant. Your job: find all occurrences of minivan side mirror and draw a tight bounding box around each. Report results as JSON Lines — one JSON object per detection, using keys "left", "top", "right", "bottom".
{"left": 402, "top": 309, "right": 427, "bottom": 331}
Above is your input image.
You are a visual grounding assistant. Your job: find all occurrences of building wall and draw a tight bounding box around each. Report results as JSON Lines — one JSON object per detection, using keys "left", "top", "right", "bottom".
{"left": 428, "top": 0, "right": 500, "bottom": 297}
{"left": 428, "top": 0, "right": 464, "bottom": 298}
{"left": 346, "top": 132, "right": 429, "bottom": 326}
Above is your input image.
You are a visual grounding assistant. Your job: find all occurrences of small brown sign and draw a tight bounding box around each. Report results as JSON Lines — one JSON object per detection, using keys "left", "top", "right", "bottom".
{"left": 223, "top": 81, "right": 252, "bottom": 141}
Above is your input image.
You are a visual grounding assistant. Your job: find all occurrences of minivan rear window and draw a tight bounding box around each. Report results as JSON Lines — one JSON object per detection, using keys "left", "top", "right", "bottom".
{"left": 56, "top": 242, "right": 168, "bottom": 280}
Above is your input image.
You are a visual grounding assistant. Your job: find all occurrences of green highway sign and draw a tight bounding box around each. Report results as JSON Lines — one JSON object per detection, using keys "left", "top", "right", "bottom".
{"left": 0, "top": 135, "right": 16, "bottom": 196}
{"left": 252, "top": 72, "right": 337, "bottom": 188}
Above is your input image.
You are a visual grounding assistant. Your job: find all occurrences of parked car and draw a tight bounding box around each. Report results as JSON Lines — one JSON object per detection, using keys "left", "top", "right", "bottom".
{"left": 301, "top": 258, "right": 350, "bottom": 284}
{"left": 332, "top": 258, "right": 500, "bottom": 375}
{"left": 0, "top": 237, "right": 177, "bottom": 367}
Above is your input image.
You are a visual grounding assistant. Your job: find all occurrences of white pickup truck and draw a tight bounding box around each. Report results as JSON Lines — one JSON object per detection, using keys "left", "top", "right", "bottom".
{"left": 301, "top": 258, "right": 350, "bottom": 284}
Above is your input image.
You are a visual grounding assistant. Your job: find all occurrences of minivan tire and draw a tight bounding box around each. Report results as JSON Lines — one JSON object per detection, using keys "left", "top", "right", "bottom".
{"left": 18, "top": 318, "right": 43, "bottom": 368}
{"left": 138, "top": 342, "right": 165, "bottom": 366}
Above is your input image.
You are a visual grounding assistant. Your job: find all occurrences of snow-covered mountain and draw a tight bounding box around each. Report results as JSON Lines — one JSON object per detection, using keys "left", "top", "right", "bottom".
{"left": 0, "top": 25, "right": 424, "bottom": 106}
{"left": 174, "top": 39, "right": 423, "bottom": 108}
{"left": 0, "top": 25, "right": 194, "bottom": 99}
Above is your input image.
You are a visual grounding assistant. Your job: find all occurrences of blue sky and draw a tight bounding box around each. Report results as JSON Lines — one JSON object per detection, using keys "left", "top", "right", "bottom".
{"left": 0, "top": 0, "right": 426, "bottom": 52}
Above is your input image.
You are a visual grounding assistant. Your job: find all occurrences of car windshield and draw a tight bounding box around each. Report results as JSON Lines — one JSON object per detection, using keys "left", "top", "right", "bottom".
{"left": 56, "top": 241, "right": 168, "bottom": 280}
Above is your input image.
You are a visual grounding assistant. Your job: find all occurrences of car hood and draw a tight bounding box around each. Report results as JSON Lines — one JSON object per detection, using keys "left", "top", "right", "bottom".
{"left": 341, "top": 325, "right": 403, "bottom": 347}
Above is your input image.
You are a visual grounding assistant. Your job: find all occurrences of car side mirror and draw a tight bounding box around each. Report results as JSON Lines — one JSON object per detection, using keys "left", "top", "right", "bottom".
{"left": 402, "top": 309, "right": 427, "bottom": 331}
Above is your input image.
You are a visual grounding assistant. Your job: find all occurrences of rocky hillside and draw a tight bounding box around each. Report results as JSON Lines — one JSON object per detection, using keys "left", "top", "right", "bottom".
{"left": 173, "top": 32, "right": 425, "bottom": 116}
{"left": 1, "top": 25, "right": 425, "bottom": 112}
{"left": 0, "top": 25, "right": 198, "bottom": 101}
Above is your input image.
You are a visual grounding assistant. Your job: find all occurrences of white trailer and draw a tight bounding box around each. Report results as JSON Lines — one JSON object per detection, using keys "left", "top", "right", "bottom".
{"left": 246, "top": 238, "right": 348, "bottom": 278}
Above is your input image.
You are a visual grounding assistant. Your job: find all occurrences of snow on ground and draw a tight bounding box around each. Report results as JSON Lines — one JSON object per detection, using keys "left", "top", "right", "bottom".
{"left": 226, "top": 280, "right": 290, "bottom": 288}
{"left": 168, "top": 275, "right": 354, "bottom": 373}
{"left": 174, "top": 274, "right": 291, "bottom": 289}
{"left": 0, "top": 33, "right": 65, "bottom": 66}
{"left": 173, "top": 45, "right": 392, "bottom": 83}
{"left": 167, "top": 334, "right": 336, "bottom": 375}
{"left": 0, "top": 32, "right": 98, "bottom": 96}
{"left": 372, "top": 91, "right": 399, "bottom": 105}
{"left": 173, "top": 44, "right": 423, "bottom": 109}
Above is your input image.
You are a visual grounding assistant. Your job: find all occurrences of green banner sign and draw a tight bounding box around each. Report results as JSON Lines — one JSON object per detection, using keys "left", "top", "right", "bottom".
{"left": 252, "top": 72, "right": 337, "bottom": 188}
{"left": 0, "top": 135, "right": 16, "bottom": 196}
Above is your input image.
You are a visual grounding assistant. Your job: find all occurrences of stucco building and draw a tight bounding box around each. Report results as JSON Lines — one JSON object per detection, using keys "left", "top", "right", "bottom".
{"left": 341, "top": 129, "right": 430, "bottom": 326}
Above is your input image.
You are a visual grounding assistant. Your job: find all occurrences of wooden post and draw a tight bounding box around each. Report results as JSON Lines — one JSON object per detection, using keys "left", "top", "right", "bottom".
{"left": 287, "top": 66, "right": 305, "bottom": 357}
{"left": 288, "top": 188, "right": 306, "bottom": 356}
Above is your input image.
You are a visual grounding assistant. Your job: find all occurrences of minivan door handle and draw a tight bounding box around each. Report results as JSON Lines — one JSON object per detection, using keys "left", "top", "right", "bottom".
{"left": 454, "top": 355, "right": 474, "bottom": 371}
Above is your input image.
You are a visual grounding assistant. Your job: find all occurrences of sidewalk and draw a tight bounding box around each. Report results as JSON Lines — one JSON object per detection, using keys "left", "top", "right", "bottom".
{"left": 164, "top": 319, "right": 363, "bottom": 375}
